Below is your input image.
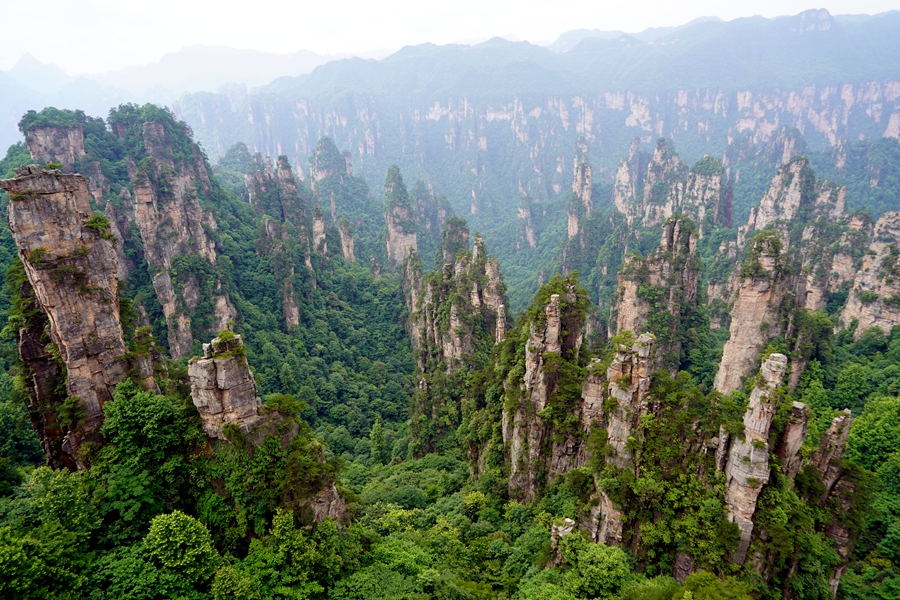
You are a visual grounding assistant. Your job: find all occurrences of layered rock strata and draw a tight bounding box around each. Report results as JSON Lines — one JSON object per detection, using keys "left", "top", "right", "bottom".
{"left": 722, "top": 353, "right": 788, "bottom": 564}
{"left": 568, "top": 139, "right": 592, "bottom": 239}
{"left": 714, "top": 234, "right": 788, "bottom": 394}
{"left": 407, "top": 228, "right": 506, "bottom": 369}
{"left": 188, "top": 334, "right": 262, "bottom": 439}
{"left": 505, "top": 283, "right": 585, "bottom": 502}
{"left": 613, "top": 218, "right": 699, "bottom": 373}
{"left": 24, "top": 126, "right": 85, "bottom": 172}
{"left": 1, "top": 165, "right": 129, "bottom": 462}
{"left": 840, "top": 211, "right": 900, "bottom": 335}
{"left": 119, "top": 121, "right": 236, "bottom": 358}
{"left": 612, "top": 138, "right": 727, "bottom": 231}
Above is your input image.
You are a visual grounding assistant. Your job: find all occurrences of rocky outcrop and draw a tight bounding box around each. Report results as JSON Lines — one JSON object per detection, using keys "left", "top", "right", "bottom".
{"left": 119, "top": 120, "right": 235, "bottom": 359}
{"left": 24, "top": 126, "right": 85, "bottom": 172}
{"left": 613, "top": 218, "right": 699, "bottom": 373}
{"left": 714, "top": 233, "right": 788, "bottom": 395}
{"left": 188, "top": 334, "right": 262, "bottom": 440}
{"left": 809, "top": 410, "right": 853, "bottom": 496}
{"left": 518, "top": 197, "right": 538, "bottom": 249}
{"left": 1, "top": 165, "right": 128, "bottom": 464}
{"left": 384, "top": 166, "right": 418, "bottom": 268}
{"left": 338, "top": 218, "right": 355, "bottom": 262}
{"left": 568, "top": 139, "right": 592, "bottom": 239}
{"left": 407, "top": 223, "right": 507, "bottom": 454}
{"left": 312, "top": 205, "right": 327, "bottom": 255}
{"left": 506, "top": 281, "right": 585, "bottom": 501}
{"left": 507, "top": 292, "right": 563, "bottom": 500}
{"left": 244, "top": 154, "right": 308, "bottom": 225}
{"left": 722, "top": 353, "right": 788, "bottom": 564}
{"left": 612, "top": 139, "right": 642, "bottom": 216}
{"left": 612, "top": 139, "right": 727, "bottom": 231}
{"left": 840, "top": 211, "right": 900, "bottom": 335}
{"left": 605, "top": 333, "right": 656, "bottom": 471}
{"left": 809, "top": 410, "right": 855, "bottom": 594}
{"left": 778, "top": 402, "right": 809, "bottom": 479}
{"left": 408, "top": 226, "right": 506, "bottom": 369}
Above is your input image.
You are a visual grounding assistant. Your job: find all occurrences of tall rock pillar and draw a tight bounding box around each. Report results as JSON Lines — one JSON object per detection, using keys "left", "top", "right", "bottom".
{"left": 723, "top": 353, "right": 788, "bottom": 563}
{"left": 1, "top": 165, "right": 128, "bottom": 463}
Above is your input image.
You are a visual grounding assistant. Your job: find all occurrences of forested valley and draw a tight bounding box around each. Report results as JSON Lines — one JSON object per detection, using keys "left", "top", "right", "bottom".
{"left": 2, "top": 11, "right": 900, "bottom": 600}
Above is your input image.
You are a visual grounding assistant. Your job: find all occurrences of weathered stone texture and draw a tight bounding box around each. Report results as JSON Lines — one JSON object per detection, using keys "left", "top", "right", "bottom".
{"left": 188, "top": 334, "right": 262, "bottom": 439}
{"left": 722, "top": 353, "right": 787, "bottom": 564}
{"left": 1, "top": 166, "right": 128, "bottom": 461}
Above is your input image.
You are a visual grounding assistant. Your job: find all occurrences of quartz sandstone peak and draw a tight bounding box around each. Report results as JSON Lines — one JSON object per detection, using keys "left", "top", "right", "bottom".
{"left": 1, "top": 165, "right": 128, "bottom": 464}
{"left": 722, "top": 353, "right": 787, "bottom": 564}
{"left": 613, "top": 217, "right": 699, "bottom": 373}
{"left": 24, "top": 126, "right": 85, "bottom": 172}
{"left": 714, "top": 233, "right": 787, "bottom": 394}
{"left": 188, "top": 334, "right": 262, "bottom": 440}
{"left": 841, "top": 211, "right": 900, "bottom": 335}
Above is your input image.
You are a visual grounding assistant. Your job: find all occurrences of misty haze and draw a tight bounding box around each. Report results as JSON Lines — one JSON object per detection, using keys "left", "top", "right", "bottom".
{"left": 0, "top": 3, "right": 899, "bottom": 599}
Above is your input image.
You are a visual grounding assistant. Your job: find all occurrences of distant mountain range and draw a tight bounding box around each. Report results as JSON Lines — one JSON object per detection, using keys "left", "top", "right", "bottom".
{"left": 2, "top": 10, "right": 899, "bottom": 156}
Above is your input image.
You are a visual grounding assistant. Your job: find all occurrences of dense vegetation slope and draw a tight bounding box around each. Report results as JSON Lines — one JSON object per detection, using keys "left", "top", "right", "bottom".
{"left": 1, "top": 43, "right": 900, "bottom": 598}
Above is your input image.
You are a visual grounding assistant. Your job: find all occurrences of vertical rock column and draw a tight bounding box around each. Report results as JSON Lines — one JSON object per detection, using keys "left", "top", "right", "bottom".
{"left": 605, "top": 333, "right": 656, "bottom": 471}
{"left": 808, "top": 410, "right": 855, "bottom": 594}
{"left": 723, "top": 353, "right": 788, "bottom": 563}
{"left": 714, "top": 234, "right": 787, "bottom": 395}
{"left": 1, "top": 165, "right": 128, "bottom": 461}
{"left": 507, "top": 294, "right": 563, "bottom": 500}
{"left": 188, "top": 334, "right": 262, "bottom": 439}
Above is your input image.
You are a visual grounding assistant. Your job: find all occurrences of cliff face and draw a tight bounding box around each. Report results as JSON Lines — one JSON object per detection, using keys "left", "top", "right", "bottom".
{"left": 721, "top": 353, "right": 787, "bottom": 563}
{"left": 840, "top": 211, "right": 900, "bottom": 335}
{"left": 178, "top": 76, "right": 900, "bottom": 217}
{"left": 188, "top": 334, "right": 262, "bottom": 439}
{"left": 612, "top": 139, "right": 727, "bottom": 231}
{"left": 568, "top": 139, "right": 592, "bottom": 239}
{"left": 338, "top": 218, "right": 355, "bottom": 263}
{"left": 384, "top": 167, "right": 418, "bottom": 268}
{"left": 1, "top": 165, "right": 129, "bottom": 464}
{"left": 120, "top": 121, "right": 235, "bottom": 358}
{"left": 738, "top": 158, "right": 811, "bottom": 247}
{"left": 24, "top": 126, "right": 85, "bottom": 172}
{"left": 407, "top": 222, "right": 507, "bottom": 454}
{"left": 582, "top": 333, "right": 655, "bottom": 545}
{"left": 506, "top": 286, "right": 585, "bottom": 501}
{"left": 713, "top": 234, "right": 788, "bottom": 394}
{"left": 408, "top": 226, "right": 506, "bottom": 369}
{"left": 613, "top": 218, "right": 699, "bottom": 373}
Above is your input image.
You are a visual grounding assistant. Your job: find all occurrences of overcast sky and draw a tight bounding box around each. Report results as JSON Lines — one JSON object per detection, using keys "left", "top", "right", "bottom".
{"left": 1, "top": 0, "right": 897, "bottom": 74}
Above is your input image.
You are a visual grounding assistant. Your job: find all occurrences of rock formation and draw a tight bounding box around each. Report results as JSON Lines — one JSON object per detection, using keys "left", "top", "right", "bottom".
{"left": 407, "top": 224, "right": 506, "bottom": 370}
{"left": 840, "top": 211, "right": 900, "bottom": 335}
{"left": 613, "top": 218, "right": 699, "bottom": 373}
{"left": 568, "top": 138, "right": 592, "bottom": 239}
{"left": 24, "top": 126, "right": 85, "bottom": 172}
{"left": 407, "top": 221, "right": 507, "bottom": 454}
{"left": 1, "top": 165, "right": 129, "bottom": 464}
{"left": 604, "top": 333, "right": 656, "bottom": 472}
{"left": 188, "top": 333, "right": 262, "bottom": 440}
{"left": 809, "top": 410, "right": 856, "bottom": 594}
{"left": 338, "top": 218, "right": 355, "bottom": 262}
{"left": 612, "top": 139, "right": 727, "bottom": 231}
{"left": 384, "top": 166, "right": 418, "bottom": 268}
{"left": 518, "top": 196, "right": 538, "bottom": 249}
{"left": 505, "top": 281, "right": 585, "bottom": 501}
{"left": 721, "top": 353, "right": 787, "bottom": 564}
{"left": 117, "top": 119, "right": 236, "bottom": 358}
{"left": 312, "top": 205, "right": 327, "bottom": 255}
{"left": 714, "top": 233, "right": 788, "bottom": 394}
{"left": 778, "top": 402, "right": 809, "bottom": 479}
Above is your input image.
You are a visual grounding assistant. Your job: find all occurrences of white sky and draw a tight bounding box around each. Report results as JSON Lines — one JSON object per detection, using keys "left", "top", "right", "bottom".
{"left": 0, "top": 0, "right": 898, "bottom": 74}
